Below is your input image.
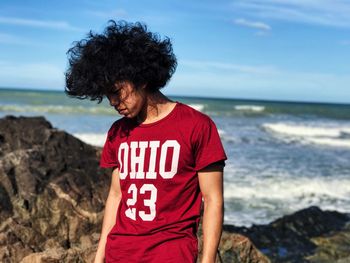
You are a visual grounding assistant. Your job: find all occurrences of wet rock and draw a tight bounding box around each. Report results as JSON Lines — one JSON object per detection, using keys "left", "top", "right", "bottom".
{"left": 0, "top": 116, "right": 109, "bottom": 262}
{"left": 307, "top": 221, "right": 350, "bottom": 262}
{"left": 217, "top": 232, "right": 271, "bottom": 263}
{"left": 223, "top": 206, "right": 350, "bottom": 262}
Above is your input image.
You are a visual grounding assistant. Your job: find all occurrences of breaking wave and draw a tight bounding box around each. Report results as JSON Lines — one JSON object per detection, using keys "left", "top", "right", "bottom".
{"left": 223, "top": 174, "right": 350, "bottom": 226}
{"left": 188, "top": 104, "right": 205, "bottom": 112}
{"left": 234, "top": 105, "right": 265, "bottom": 112}
{"left": 73, "top": 133, "right": 107, "bottom": 147}
{"left": 262, "top": 122, "right": 350, "bottom": 148}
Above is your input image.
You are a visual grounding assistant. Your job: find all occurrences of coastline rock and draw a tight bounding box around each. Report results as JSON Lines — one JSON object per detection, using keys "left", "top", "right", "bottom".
{"left": 0, "top": 116, "right": 109, "bottom": 262}
{"left": 216, "top": 232, "right": 271, "bottom": 263}
{"left": 223, "top": 206, "right": 350, "bottom": 262}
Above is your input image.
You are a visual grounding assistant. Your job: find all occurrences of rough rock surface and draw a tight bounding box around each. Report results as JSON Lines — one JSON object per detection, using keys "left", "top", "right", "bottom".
{"left": 0, "top": 116, "right": 109, "bottom": 262}
{"left": 223, "top": 206, "right": 350, "bottom": 262}
{"left": 1, "top": 116, "right": 349, "bottom": 263}
{"left": 215, "top": 232, "right": 271, "bottom": 263}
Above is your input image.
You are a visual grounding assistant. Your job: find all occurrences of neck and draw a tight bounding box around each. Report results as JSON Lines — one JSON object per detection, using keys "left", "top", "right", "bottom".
{"left": 137, "top": 91, "right": 174, "bottom": 124}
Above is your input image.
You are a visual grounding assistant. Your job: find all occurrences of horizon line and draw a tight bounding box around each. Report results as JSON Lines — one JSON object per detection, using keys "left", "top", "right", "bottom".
{"left": 0, "top": 86, "right": 349, "bottom": 107}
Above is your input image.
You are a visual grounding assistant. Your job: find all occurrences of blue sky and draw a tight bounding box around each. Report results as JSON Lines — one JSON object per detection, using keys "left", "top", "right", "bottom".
{"left": 0, "top": 0, "right": 349, "bottom": 103}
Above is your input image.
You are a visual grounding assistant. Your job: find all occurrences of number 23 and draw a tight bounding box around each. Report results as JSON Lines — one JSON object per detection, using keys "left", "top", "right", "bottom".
{"left": 125, "top": 184, "right": 157, "bottom": 221}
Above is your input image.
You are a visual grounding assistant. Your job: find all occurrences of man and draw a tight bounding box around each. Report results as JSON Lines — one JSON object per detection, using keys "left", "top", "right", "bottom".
{"left": 65, "top": 20, "right": 227, "bottom": 263}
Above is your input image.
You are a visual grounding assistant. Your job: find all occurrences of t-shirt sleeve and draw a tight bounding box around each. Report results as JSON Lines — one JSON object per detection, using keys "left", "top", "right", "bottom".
{"left": 192, "top": 116, "right": 227, "bottom": 171}
{"left": 100, "top": 127, "right": 119, "bottom": 168}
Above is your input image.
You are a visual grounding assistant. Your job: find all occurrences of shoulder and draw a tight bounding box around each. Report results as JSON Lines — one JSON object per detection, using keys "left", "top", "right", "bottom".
{"left": 176, "top": 102, "right": 213, "bottom": 124}
{"left": 107, "top": 117, "right": 135, "bottom": 141}
{"left": 178, "top": 103, "right": 216, "bottom": 129}
{"left": 108, "top": 117, "right": 126, "bottom": 133}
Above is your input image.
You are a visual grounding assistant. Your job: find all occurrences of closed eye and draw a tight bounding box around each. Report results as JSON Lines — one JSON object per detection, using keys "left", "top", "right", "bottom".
{"left": 112, "top": 88, "right": 122, "bottom": 95}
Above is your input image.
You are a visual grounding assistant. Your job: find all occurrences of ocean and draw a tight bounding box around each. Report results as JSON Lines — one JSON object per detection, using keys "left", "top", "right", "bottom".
{"left": 1, "top": 88, "right": 350, "bottom": 227}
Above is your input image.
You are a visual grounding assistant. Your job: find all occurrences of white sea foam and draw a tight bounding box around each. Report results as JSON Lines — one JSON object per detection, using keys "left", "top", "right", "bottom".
{"left": 73, "top": 133, "right": 106, "bottom": 147}
{"left": 217, "top": 129, "right": 237, "bottom": 143}
{"left": 263, "top": 123, "right": 350, "bottom": 137}
{"left": 224, "top": 176, "right": 350, "bottom": 201}
{"left": 306, "top": 137, "right": 350, "bottom": 147}
{"left": 188, "top": 104, "right": 205, "bottom": 112}
{"left": 223, "top": 175, "right": 350, "bottom": 226}
{"left": 218, "top": 129, "right": 225, "bottom": 136}
{"left": 234, "top": 105, "right": 265, "bottom": 112}
{"left": 263, "top": 123, "right": 350, "bottom": 148}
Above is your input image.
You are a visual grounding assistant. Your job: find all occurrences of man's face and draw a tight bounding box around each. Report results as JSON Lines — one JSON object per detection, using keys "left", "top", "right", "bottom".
{"left": 106, "top": 81, "right": 146, "bottom": 118}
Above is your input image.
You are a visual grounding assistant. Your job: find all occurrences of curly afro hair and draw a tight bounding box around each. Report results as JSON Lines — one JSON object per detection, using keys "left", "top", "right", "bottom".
{"left": 65, "top": 20, "right": 177, "bottom": 102}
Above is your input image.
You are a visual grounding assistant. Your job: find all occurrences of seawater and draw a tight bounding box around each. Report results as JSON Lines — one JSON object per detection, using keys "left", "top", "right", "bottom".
{"left": 1, "top": 88, "right": 350, "bottom": 227}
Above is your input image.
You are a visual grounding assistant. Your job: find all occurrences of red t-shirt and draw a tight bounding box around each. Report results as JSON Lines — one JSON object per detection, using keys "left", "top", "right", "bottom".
{"left": 100, "top": 102, "right": 227, "bottom": 263}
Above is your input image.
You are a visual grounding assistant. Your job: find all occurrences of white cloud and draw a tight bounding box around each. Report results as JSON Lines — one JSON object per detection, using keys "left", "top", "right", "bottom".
{"left": 234, "top": 18, "right": 271, "bottom": 31}
{"left": 0, "top": 16, "right": 81, "bottom": 31}
{"left": 232, "top": 0, "right": 350, "bottom": 28}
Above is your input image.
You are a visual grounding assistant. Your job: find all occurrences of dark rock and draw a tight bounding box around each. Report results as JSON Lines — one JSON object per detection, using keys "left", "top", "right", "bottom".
{"left": 223, "top": 206, "right": 350, "bottom": 262}
{"left": 216, "top": 232, "right": 271, "bottom": 263}
{"left": 307, "top": 222, "right": 350, "bottom": 263}
{"left": 0, "top": 116, "right": 109, "bottom": 262}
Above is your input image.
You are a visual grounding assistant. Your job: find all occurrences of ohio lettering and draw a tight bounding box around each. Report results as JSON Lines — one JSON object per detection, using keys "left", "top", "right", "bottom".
{"left": 118, "top": 140, "right": 180, "bottom": 180}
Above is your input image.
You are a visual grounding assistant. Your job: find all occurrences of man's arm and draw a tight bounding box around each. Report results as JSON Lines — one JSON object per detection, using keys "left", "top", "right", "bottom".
{"left": 198, "top": 164, "right": 224, "bottom": 263}
{"left": 94, "top": 168, "right": 122, "bottom": 263}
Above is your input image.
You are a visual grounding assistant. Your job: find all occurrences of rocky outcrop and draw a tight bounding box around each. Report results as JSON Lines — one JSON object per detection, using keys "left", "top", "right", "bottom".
{"left": 1, "top": 116, "right": 349, "bottom": 263}
{"left": 0, "top": 116, "right": 109, "bottom": 262}
{"left": 222, "top": 206, "right": 350, "bottom": 262}
{"left": 216, "top": 232, "right": 271, "bottom": 263}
